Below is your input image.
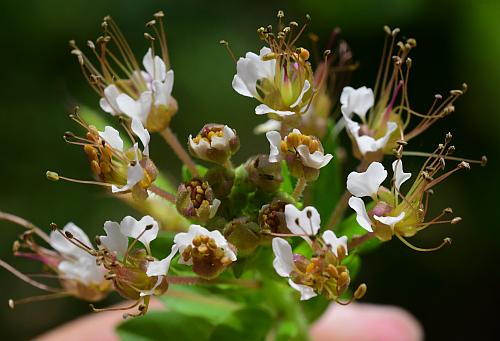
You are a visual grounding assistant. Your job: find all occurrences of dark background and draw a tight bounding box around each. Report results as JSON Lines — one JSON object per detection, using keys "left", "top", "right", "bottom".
{"left": 0, "top": 0, "right": 498, "bottom": 340}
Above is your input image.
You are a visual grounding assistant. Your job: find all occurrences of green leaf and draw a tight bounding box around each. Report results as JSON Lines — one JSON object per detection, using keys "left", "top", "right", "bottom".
{"left": 117, "top": 311, "right": 214, "bottom": 341}
{"left": 311, "top": 121, "right": 343, "bottom": 219}
{"left": 209, "top": 307, "right": 273, "bottom": 341}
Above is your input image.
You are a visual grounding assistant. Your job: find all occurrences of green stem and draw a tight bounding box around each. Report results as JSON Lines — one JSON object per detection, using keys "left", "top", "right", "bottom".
{"left": 160, "top": 127, "right": 199, "bottom": 177}
{"left": 292, "top": 176, "right": 307, "bottom": 201}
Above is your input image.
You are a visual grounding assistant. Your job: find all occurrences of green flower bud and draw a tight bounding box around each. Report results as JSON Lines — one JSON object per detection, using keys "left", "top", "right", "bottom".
{"left": 244, "top": 154, "right": 282, "bottom": 192}
{"left": 223, "top": 217, "right": 261, "bottom": 254}
{"left": 203, "top": 166, "right": 235, "bottom": 198}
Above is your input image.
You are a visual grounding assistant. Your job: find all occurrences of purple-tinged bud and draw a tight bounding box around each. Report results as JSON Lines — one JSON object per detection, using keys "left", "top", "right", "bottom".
{"left": 176, "top": 179, "right": 221, "bottom": 223}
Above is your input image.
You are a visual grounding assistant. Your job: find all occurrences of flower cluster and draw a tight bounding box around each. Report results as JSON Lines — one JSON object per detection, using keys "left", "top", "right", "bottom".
{"left": 0, "top": 10, "right": 486, "bottom": 336}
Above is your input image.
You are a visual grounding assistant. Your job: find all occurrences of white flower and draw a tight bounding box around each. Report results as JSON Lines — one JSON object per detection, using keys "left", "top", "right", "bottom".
{"left": 169, "top": 224, "right": 237, "bottom": 266}
{"left": 116, "top": 91, "right": 153, "bottom": 124}
{"left": 347, "top": 162, "right": 387, "bottom": 198}
{"left": 322, "top": 230, "right": 348, "bottom": 257}
{"left": 188, "top": 125, "right": 236, "bottom": 155}
{"left": 340, "top": 86, "right": 374, "bottom": 120}
{"left": 271, "top": 238, "right": 317, "bottom": 300}
{"left": 347, "top": 161, "right": 410, "bottom": 232}
{"left": 232, "top": 47, "right": 311, "bottom": 117}
{"left": 98, "top": 215, "right": 173, "bottom": 297}
{"left": 266, "top": 129, "right": 333, "bottom": 169}
{"left": 152, "top": 70, "right": 174, "bottom": 107}
{"left": 344, "top": 116, "right": 398, "bottom": 155}
{"left": 50, "top": 223, "right": 105, "bottom": 285}
{"left": 284, "top": 204, "right": 321, "bottom": 239}
{"left": 232, "top": 47, "right": 276, "bottom": 99}
{"left": 99, "top": 84, "right": 122, "bottom": 115}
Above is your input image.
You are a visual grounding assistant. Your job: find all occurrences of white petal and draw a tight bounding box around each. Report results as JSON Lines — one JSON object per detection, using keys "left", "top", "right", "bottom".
{"left": 290, "top": 80, "right": 311, "bottom": 108}
{"left": 189, "top": 134, "right": 210, "bottom": 155}
{"left": 285, "top": 204, "right": 321, "bottom": 237}
{"left": 392, "top": 159, "right": 411, "bottom": 192}
{"left": 99, "top": 220, "right": 128, "bottom": 259}
{"left": 253, "top": 119, "right": 281, "bottom": 134}
{"left": 340, "top": 86, "right": 355, "bottom": 107}
{"left": 112, "top": 145, "right": 145, "bottom": 193}
{"left": 322, "top": 230, "right": 348, "bottom": 257}
{"left": 373, "top": 212, "right": 405, "bottom": 228}
{"left": 356, "top": 121, "right": 398, "bottom": 155}
{"left": 143, "top": 48, "right": 167, "bottom": 81}
{"left": 347, "top": 197, "right": 373, "bottom": 232}
{"left": 119, "top": 215, "right": 159, "bottom": 252}
{"left": 99, "top": 126, "right": 124, "bottom": 152}
{"left": 152, "top": 71, "right": 174, "bottom": 107}
{"left": 232, "top": 47, "right": 275, "bottom": 98}
{"left": 288, "top": 279, "right": 317, "bottom": 301}
{"left": 139, "top": 276, "right": 163, "bottom": 297}
{"left": 58, "top": 258, "right": 104, "bottom": 285}
{"left": 173, "top": 225, "right": 236, "bottom": 266}
{"left": 266, "top": 131, "right": 282, "bottom": 163}
{"left": 100, "top": 84, "right": 121, "bottom": 115}
{"left": 50, "top": 222, "right": 92, "bottom": 258}
{"left": 255, "top": 104, "right": 296, "bottom": 117}
{"left": 271, "top": 238, "right": 294, "bottom": 277}
{"left": 116, "top": 91, "right": 152, "bottom": 124}
{"left": 296, "top": 145, "right": 333, "bottom": 169}
{"left": 347, "top": 162, "right": 387, "bottom": 198}
{"left": 131, "top": 118, "right": 150, "bottom": 156}
{"left": 210, "top": 125, "right": 234, "bottom": 150}
{"left": 146, "top": 245, "right": 179, "bottom": 277}
{"left": 340, "top": 86, "right": 374, "bottom": 120}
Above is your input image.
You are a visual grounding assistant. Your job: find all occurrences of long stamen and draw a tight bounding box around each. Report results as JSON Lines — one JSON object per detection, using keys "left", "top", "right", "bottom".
{"left": 0, "top": 211, "right": 50, "bottom": 243}
{"left": 0, "top": 259, "right": 62, "bottom": 293}
{"left": 46, "top": 171, "right": 114, "bottom": 187}
{"left": 9, "top": 292, "right": 70, "bottom": 308}
{"left": 124, "top": 224, "right": 154, "bottom": 261}
{"left": 219, "top": 40, "right": 237, "bottom": 64}
{"left": 90, "top": 299, "right": 141, "bottom": 313}
{"left": 396, "top": 234, "right": 451, "bottom": 252}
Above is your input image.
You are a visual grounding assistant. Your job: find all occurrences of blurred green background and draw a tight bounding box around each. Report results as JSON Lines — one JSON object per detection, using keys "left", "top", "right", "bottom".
{"left": 0, "top": 0, "right": 498, "bottom": 339}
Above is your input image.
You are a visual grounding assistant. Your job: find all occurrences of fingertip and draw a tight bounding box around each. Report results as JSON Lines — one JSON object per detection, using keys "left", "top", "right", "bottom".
{"left": 310, "top": 303, "right": 423, "bottom": 341}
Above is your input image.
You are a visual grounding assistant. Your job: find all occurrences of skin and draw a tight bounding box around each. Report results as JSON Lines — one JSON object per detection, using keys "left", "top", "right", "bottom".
{"left": 35, "top": 301, "right": 423, "bottom": 341}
